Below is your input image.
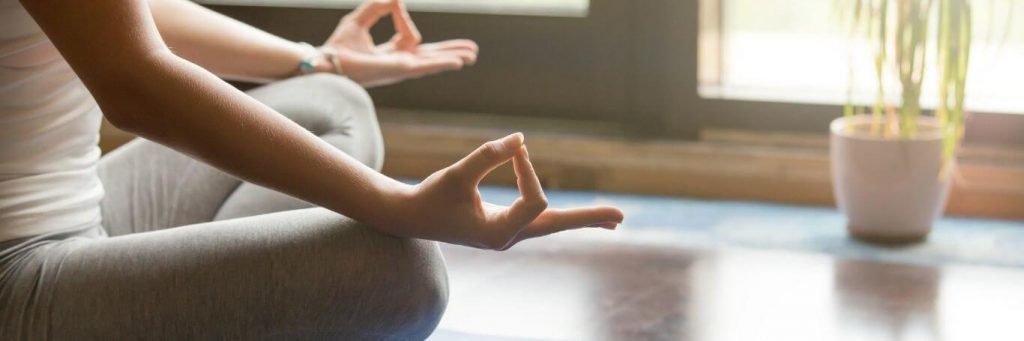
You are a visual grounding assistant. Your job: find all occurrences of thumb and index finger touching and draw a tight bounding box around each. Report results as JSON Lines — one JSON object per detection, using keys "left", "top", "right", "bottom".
{"left": 347, "top": 0, "right": 463, "bottom": 78}
{"left": 452, "top": 132, "right": 525, "bottom": 184}
{"left": 452, "top": 133, "right": 625, "bottom": 229}
{"left": 349, "top": 0, "right": 421, "bottom": 49}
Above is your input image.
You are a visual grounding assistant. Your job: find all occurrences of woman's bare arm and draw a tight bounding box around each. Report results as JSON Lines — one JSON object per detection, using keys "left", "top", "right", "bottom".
{"left": 22, "top": 0, "right": 405, "bottom": 227}
{"left": 147, "top": 0, "right": 313, "bottom": 82}
{"left": 21, "top": 0, "right": 622, "bottom": 250}
{"left": 148, "top": 0, "right": 478, "bottom": 85}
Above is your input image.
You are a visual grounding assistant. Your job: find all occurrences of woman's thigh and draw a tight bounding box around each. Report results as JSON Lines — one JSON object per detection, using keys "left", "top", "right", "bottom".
{"left": 7, "top": 208, "right": 447, "bottom": 340}
{"left": 98, "top": 138, "right": 241, "bottom": 236}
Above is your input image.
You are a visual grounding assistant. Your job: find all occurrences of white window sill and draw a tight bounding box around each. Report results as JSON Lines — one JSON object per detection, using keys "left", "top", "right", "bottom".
{"left": 195, "top": 0, "right": 589, "bottom": 17}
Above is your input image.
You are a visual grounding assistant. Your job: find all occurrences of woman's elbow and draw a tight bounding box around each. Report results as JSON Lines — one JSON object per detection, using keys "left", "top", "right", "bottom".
{"left": 100, "top": 104, "right": 149, "bottom": 135}
{"left": 90, "top": 55, "right": 176, "bottom": 135}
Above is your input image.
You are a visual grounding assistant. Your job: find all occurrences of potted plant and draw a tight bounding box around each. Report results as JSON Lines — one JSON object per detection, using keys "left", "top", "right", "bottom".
{"left": 832, "top": 0, "right": 973, "bottom": 243}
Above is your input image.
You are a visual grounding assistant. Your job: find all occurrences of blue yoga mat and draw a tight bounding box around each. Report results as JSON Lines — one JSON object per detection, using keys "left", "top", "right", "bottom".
{"left": 474, "top": 184, "right": 1024, "bottom": 269}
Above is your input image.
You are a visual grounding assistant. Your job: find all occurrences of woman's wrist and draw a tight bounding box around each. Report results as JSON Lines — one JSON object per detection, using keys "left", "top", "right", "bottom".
{"left": 360, "top": 177, "right": 418, "bottom": 236}
{"left": 317, "top": 47, "right": 344, "bottom": 75}
{"left": 291, "top": 42, "right": 346, "bottom": 77}
{"left": 307, "top": 50, "right": 339, "bottom": 75}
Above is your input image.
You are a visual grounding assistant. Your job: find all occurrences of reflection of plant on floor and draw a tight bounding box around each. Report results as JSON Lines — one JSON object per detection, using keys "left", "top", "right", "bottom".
{"left": 840, "top": 0, "right": 975, "bottom": 162}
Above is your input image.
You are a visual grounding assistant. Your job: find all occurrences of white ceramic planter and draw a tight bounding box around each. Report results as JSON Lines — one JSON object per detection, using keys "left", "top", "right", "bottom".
{"left": 830, "top": 115, "right": 953, "bottom": 243}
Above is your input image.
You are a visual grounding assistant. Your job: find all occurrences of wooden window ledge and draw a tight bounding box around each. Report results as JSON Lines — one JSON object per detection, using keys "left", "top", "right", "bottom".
{"left": 378, "top": 108, "right": 1024, "bottom": 221}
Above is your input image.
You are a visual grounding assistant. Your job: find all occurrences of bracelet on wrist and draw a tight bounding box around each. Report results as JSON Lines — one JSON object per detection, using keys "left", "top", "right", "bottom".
{"left": 321, "top": 48, "right": 344, "bottom": 76}
{"left": 296, "top": 42, "right": 320, "bottom": 75}
{"left": 296, "top": 42, "right": 344, "bottom": 76}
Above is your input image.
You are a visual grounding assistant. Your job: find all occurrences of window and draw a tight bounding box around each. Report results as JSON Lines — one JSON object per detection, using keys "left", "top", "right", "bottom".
{"left": 699, "top": 0, "right": 1024, "bottom": 115}
{"left": 202, "top": 0, "right": 1023, "bottom": 145}
{"left": 197, "top": 0, "right": 589, "bottom": 17}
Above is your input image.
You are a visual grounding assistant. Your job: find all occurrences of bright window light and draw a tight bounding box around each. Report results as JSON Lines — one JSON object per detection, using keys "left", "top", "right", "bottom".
{"left": 196, "top": 0, "right": 590, "bottom": 17}
{"left": 699, "top": 0, "right": 1024, "bottom": 115}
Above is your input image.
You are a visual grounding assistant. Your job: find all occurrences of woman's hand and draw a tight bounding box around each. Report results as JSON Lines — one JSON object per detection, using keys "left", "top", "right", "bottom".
{"left": 323, "top": 0, "right": 478, "bottom": 87}
{"left": 385, "top": 133, "right": 625, "bottom": 250}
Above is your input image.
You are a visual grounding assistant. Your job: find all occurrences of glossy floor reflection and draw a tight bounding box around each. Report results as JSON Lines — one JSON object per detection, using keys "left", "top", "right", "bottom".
{"left": 429, "top": 230, "right": 1024, "bottom": 341}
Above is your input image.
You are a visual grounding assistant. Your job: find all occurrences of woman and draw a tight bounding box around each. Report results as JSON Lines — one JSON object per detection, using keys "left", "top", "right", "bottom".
{"left": 0, "top": 0, "right": 624, "bottom": 339}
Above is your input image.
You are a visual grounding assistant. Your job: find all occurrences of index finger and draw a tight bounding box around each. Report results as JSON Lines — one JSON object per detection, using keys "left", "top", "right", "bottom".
{"left": 349, "top": 0, "right": 394, "bottom": 28}
{"left": 451, "top": 132, "right": 524, "bottom": 184}
{"left": 502, "top": 146, "right": 548, "bottom": 228}
{"left": 390, "top": 0, "right": 422, "bottom": 50}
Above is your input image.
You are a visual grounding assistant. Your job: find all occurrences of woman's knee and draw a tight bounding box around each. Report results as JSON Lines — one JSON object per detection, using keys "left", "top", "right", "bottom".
{"left": 246, "top": 73, "right": 378, "bottom": 135}
{"left": 331, "top": 225, "right": 449, "bottom": 339}
{"left": 249, "top": 73, "right": 385, "bottom": 170}
{"left": 299, "top": 73, "right": 375, "bottom": 115}
{"left": 390, "top": 238, "right": 449, "bottom": 339}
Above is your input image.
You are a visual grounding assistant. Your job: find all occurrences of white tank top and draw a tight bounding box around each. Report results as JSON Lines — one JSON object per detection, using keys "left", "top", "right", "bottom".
{"left": 0, "top": 0, "right": 105, "bottom": 242}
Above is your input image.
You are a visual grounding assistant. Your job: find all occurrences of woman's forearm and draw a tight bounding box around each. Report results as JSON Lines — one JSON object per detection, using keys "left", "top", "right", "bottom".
{"left": 109, "top": 51, "right": 408, "bottom": 226}
{"left": 148, "top": 0, "right": 326, "bottom": 82}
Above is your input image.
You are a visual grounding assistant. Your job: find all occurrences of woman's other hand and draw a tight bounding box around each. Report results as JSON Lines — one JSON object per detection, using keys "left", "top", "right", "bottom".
{"left": 323, "top": 0, "right": 478, "bottom": 87}
{"left": 385, "top": 133, "right": 625, "bottom": 250}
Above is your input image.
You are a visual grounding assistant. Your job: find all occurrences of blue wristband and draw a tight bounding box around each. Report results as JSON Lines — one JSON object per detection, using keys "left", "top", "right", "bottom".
{"left": 297, "top": 42, "right": 319, "bottom": 74}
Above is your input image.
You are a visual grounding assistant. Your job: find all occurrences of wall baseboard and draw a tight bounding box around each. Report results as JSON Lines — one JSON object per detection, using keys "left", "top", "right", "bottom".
{"left": 378, "top": 108, "right": 1024, "bottom": 221}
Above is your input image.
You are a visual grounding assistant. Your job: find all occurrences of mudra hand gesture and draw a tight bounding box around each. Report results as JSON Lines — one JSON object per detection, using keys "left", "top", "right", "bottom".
{"left": 322, "top": 0, "right": 478, "bottom": 87}
{"left": 385, "top": 133, "right": 624, "bottom": 250}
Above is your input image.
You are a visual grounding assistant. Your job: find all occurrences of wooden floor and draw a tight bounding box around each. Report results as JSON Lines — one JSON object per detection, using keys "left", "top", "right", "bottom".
{"left": 429, "top": 230, "right": 1024, "bottom": 341}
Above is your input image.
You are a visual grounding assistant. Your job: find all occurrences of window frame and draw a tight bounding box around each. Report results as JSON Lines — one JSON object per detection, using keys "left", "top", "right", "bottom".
{"left": 198, "top": 0, "right": 590, "bottom": 17}
{"left": 687, "top": 0, "right": 1024, "bottom": 147}
{"left": 204, "top": 0, "right": 1024, "bottom": 146}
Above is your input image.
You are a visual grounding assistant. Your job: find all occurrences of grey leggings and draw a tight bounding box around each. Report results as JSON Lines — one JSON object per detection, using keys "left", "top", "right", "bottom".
{"left": 0, "top": 74, "right": 448, "bottom": 340}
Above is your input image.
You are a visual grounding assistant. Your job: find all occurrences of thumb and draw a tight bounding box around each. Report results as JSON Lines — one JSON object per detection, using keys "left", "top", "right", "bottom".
{"left": 452, "top": 132, "right": 525, "bottom": 183}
